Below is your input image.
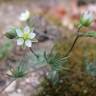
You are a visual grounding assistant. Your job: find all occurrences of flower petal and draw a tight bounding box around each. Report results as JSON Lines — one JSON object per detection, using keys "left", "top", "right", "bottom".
{"left": 29, "top": 32, "right": 36, "bottom": 39}
{"left": 17, "top": 38, "right": 24, "bottom": 46}
{"left": 16, "top": 28, "right": 23, "bottom": 37}
{"left": 25, "top": 40, "right": 32, "bottom": 47}
{"left": 24, "top": 26, "right": 30, "bottom": 33}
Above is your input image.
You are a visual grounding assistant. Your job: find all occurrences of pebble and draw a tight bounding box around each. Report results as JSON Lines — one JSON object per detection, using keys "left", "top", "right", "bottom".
{"left": 5, "top": 81, "right": 16, "bottom": 93}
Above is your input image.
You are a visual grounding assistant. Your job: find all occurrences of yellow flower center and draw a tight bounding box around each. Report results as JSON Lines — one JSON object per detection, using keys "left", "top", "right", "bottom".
{"left": 23, "top": 32, "right": 30, "bottom": 40}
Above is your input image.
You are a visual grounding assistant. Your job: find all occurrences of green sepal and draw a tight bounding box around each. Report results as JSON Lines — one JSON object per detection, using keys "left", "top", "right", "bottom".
{"left": 5, "top": 27, "right": 17, "bottom": 39}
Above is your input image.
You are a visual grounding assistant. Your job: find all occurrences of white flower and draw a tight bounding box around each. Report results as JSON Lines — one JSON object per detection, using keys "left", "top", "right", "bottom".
{"left": 16, "top": 26, "right": 37, "bottom": 47}
{"left": 19, "top": 10, "right": 30, "bottom": 21}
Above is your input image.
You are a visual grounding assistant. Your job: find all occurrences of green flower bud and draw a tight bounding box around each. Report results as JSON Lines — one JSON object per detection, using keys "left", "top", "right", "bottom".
{"left": 5, "top": 27, "right": 17, "bottom": 39}
{"left": 80, "top": 11, "right": 93, "bottom": 27}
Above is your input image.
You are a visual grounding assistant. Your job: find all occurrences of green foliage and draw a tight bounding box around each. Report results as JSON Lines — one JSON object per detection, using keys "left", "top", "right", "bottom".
{"left": 43, "top": 46, "right": 69, "bottom": 86}
{"left": 80, "top": 31, "right": 96, "bottom": 38}
{"left": 13, "top": 49, "right": 47, "bottom": 72}
{"left": 25, "top": 49, "right": 47, "bottom": 69}
{"left": 44, "top": 45, "right": 68, "bottom": 71}
{"left": 11, "top": 65, "right": 26, "bottom": 78}
{"left": 85, "top": 62, "right": 96, "bottom": 76}
{"left": 46, "top": 70, "right": 59, "bottom": 85}
{"left": 0, "top": 40, "right": 13, "bottom": 60}
{"left": 83, "top": 54, "right": 96, "bottom": 76}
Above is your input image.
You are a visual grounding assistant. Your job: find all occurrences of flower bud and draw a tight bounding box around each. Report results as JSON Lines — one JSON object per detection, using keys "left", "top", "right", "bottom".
{"left": 19, "top": 10, "right": 30, "bottom": 21}
{"left": 80, "top": 11, "right": 93, "bottom": 27}
{"left": 5, "top": 27, "right": 17, "bottom": 39}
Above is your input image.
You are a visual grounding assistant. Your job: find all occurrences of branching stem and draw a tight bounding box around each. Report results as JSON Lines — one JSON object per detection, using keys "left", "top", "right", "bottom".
{"left": 64, "top": 25, "right": 82, "bottom": 57}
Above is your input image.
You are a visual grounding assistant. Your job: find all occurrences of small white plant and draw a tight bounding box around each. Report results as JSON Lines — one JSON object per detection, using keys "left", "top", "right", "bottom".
{"left": 19, "top": 10, "right": 30, "bottom": 21}
{"left": 16, "top": 26, "right": 37, "bottom": 47}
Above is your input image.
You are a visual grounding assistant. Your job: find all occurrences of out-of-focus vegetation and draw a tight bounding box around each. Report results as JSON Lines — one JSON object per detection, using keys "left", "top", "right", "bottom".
{"left": 0, "top": 40, "right": 13, "bottom": 60}
{"left": 35, "top": 38, "right": 96, "bottom": 96}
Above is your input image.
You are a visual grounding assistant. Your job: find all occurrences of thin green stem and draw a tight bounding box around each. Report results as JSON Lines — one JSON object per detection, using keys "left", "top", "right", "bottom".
{"left": 30, "top": 47, "right": 39, "bottom": 58}
{"left": 64, "top": 36, "right": 79, "bottom": 57}
{"left": 64, "top": 25, "right": 82, "bottom": 57}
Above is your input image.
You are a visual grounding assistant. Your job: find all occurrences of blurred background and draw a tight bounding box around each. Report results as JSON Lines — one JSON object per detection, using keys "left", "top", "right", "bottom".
{"left": 0, "top": 0, "right": 96, "bottom": 96}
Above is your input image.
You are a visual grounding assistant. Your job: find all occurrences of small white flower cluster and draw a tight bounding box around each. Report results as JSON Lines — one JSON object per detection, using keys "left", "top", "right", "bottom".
{"left": 16, "top": 26, "right": 37, "bottom": 47}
